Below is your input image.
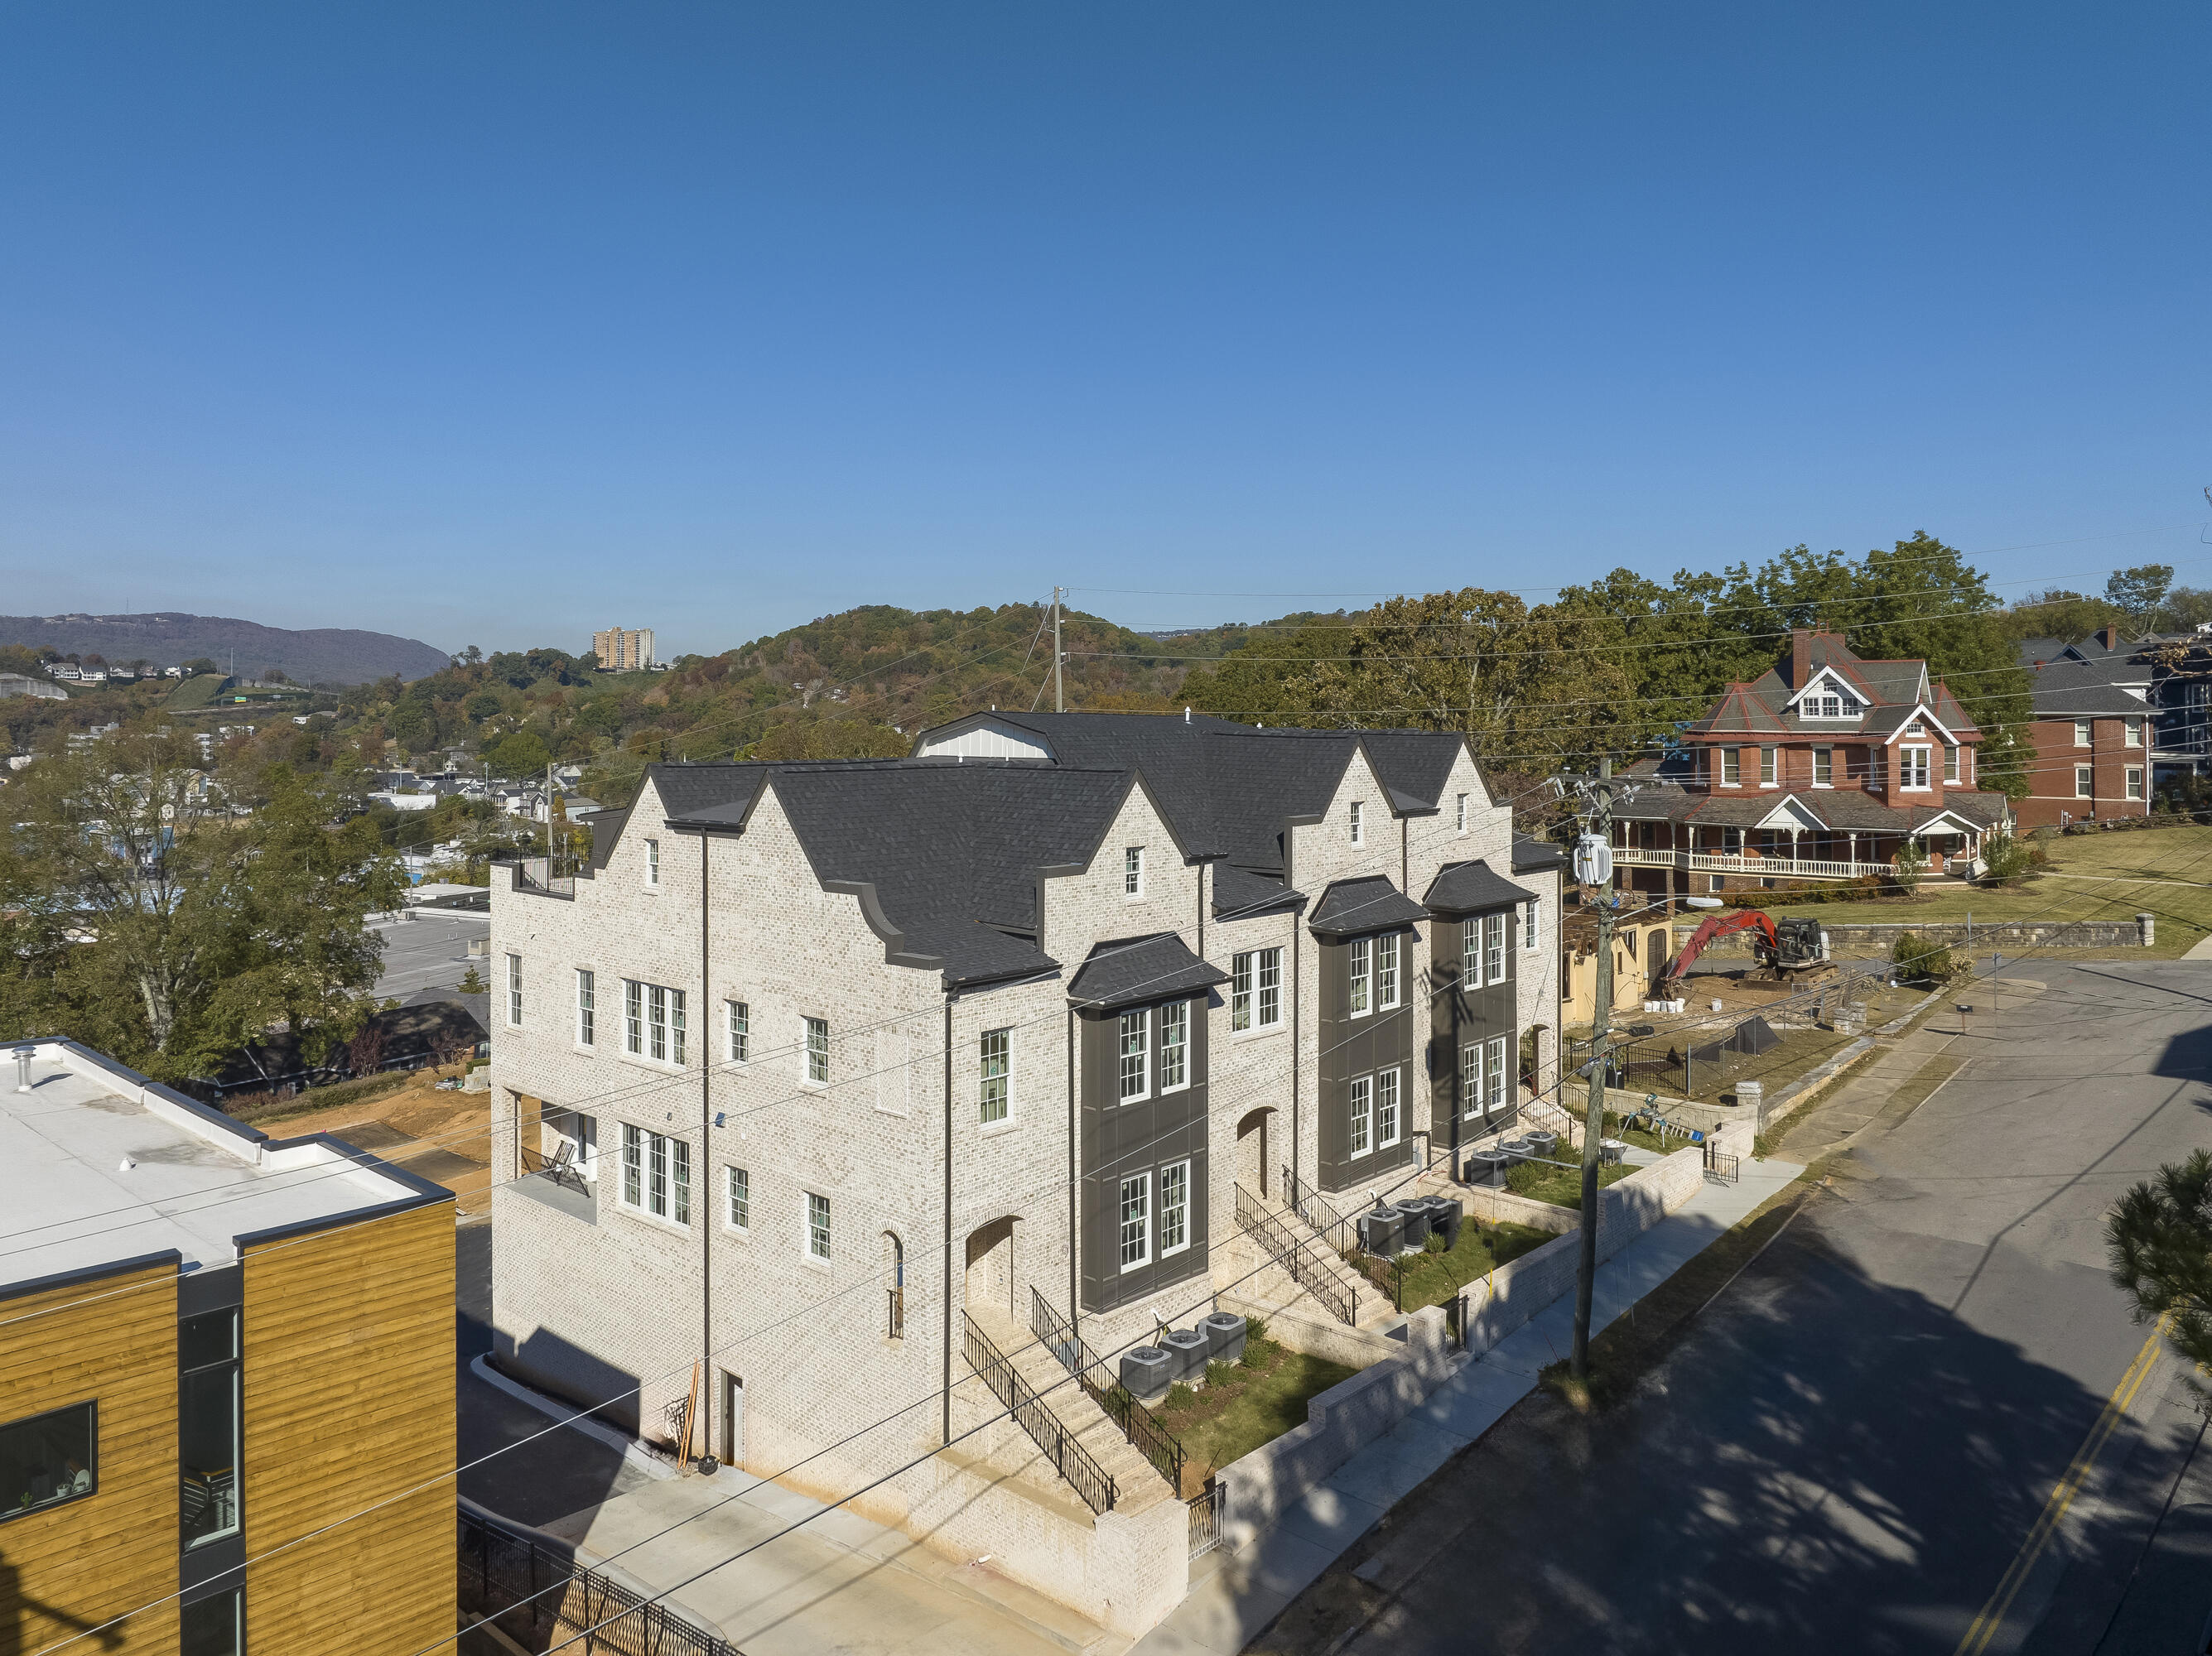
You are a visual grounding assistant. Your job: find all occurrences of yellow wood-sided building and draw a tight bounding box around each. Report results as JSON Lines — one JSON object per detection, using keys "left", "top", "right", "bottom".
{"left": 0, "top": 1039, "right": 454, "bottom": 1655}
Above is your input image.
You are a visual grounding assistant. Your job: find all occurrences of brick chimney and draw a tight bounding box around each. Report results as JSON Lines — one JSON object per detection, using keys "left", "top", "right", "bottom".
{"left": 1790, "top": 628, "right": 1814, "bottom": 689}
{"left": 2097, "top": 625, "right": 2122, "bottom": 651}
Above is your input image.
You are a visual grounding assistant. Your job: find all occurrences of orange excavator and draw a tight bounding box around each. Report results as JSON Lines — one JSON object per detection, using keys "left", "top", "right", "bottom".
{"left": 1659, "top": 910, "right": 1832, "bottom": 999}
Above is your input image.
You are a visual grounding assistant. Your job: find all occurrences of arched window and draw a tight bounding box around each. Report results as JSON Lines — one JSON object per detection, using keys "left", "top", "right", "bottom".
{"left": 882, "top": 1232, "right": 905, "bottom": 1341}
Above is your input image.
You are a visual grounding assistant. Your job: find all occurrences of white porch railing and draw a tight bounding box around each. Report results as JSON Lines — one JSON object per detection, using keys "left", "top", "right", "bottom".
{"left": 1611, "top": 845, "right": 1989, "bottom": 881}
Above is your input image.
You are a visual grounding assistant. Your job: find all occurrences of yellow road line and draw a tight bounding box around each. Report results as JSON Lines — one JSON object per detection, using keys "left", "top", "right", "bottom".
{"left": 1953, "top": 1323, "right": 2168, "bottom": 1656}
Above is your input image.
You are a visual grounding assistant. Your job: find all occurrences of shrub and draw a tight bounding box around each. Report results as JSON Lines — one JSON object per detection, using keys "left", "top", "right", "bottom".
{"left": 1981, "top": 833, "right": 2036, "bottom": 885}
{"left": 1892, "top": 931, "right": 1954, "bottom": 983}
{"left": 1892, "top": 840, "right": 1927, "bottom": 897}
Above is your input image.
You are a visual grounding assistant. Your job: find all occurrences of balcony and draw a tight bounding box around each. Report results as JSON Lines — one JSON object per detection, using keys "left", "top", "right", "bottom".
{"left": 507, "top": 857, "right": 575, "bottom": 900}
{"left": 513, "top": 1145, "right": 596, "bottom": 1223}
{"left": 1612, "top": 846, "right": 1983, "bottom": 883}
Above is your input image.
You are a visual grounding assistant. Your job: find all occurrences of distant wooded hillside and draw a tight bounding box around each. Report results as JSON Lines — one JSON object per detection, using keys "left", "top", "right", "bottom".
{"left": 0, "top": 613, "right": 451, "bottom": 685}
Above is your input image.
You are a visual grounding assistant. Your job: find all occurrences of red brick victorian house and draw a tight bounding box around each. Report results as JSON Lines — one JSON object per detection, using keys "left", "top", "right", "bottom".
{"left": 1608, "top": 629, "right": 2015, "bottom": 898}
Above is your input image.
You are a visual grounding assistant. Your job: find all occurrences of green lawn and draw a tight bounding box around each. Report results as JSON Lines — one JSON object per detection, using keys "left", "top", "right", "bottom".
{"left": 1505, "top": 1156, "right": 1638, "bottom": 1208}
{"left": 1761, "top": 823, "right": 2212, "bottom": 959}
{"left": 165, "top": 673, "right": 230, "bottom": 710}
{"left": 1356, "top": 1216, "right": 1558, "bottom": 1312}
{"left": 1152, "top": 1331, "right": 1357, "bottom": 1491}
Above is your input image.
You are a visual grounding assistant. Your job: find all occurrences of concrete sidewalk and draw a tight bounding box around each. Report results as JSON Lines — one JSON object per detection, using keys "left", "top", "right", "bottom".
{"left": 1133, "top": 1157, "right": 1807, "bottom": 1656}
{"left": 541, "top": 1461, "right": 1130, "bottom": 1656}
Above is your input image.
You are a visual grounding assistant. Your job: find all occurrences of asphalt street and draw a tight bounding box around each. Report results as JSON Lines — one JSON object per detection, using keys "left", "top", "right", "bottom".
{"left": 1259, "top": 960, "right": 2212, "bottom": 1656}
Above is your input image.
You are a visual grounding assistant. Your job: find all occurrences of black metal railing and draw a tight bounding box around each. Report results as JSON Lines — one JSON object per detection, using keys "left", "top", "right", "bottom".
{"left": 1233, "top": 1184, "right": 1357, "bottom": 1326}
{"left": 1188, "top": 1480, "right": 1227, "bottom": 1558}
{"left": 886, "top": 1286, "right": 905, "bottom": 1341}
{"left": 1029, "top": 1288, "right": 1185, "bottom": 1495}
{"left": 520, "top": 1143, "right": 590, "bottom": 1194}
{"left": 961, "top": 1313, "right": 1117, "bottom": 1516}
{"left": 1281, "top": 1167, "right": 1361, "bottom": 1255}
{"left": 1704, "top": 1143, "right": 1741, "bottom": 1186}
{"left": 460, "top": 1501, "right": 741, "bottom": 1655}
{"left": 512, "top": 856, "right": 577, "bottom": 899}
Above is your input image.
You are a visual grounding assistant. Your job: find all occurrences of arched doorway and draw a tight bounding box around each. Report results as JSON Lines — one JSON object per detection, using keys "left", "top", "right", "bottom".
{"left": 1236, "top": 1107, "right": 1275, "bottom": 1197}
{"left": 964, "top": 1216, "right": 1019, "bottom": 1323}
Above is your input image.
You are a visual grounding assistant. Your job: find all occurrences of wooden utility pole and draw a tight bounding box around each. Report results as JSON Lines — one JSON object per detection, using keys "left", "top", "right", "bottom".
{"left": 1053, "top": 587, "right": 1065, "bottom": 713}
{"left": 1571, "top": 757, "right": 1617, "bottom": 1381}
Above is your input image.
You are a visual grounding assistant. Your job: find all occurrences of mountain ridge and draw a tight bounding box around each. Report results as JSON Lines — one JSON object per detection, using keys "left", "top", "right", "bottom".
{"left": 0, "top": 612, "right": 451, "bottom": 685}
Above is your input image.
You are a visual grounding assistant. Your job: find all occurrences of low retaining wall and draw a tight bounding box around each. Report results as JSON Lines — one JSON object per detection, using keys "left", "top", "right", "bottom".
{"left": 1461, "top": 1145, "right": 1707, "bottom": 1358}
{"left": 1679, "top": 916, "right": 2150, "bottom": 953}
{"left": 1213, "top": 1305, "right": 1453, "bottom": 1537}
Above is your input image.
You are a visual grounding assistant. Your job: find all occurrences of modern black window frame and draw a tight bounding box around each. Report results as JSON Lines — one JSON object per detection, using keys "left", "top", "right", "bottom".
{"left": 180, "top": 1306, "right": 243, "bottom": 1551}
{"left": 0, "top": 1398, "right": 98, "bottom": 1523}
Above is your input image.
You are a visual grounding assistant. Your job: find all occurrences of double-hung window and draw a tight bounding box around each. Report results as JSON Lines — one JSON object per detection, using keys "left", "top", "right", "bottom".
{"left": 1118, "top": 1009, "right": 1149, "bottom": 1100}
{"left": 1348, "top": 937, "right": 1371, "bottom": 1016}
{"left": 643, "top": 984, "right": 686, "bottom": 1064}
{"left": 1461, "top": 1042, "right": 1483, "bottom": 1119}
{"left": 1159, "top": 1162, "right": 1189, "bottom": 1256}
{"left": 624, "top": 980, "right": 643, "bottom": 1054}
{"left": 1375, "top": 933, "right": 1399, "bottom": 1010}
{"left": 1813, "top": 747, "right": 1834, "bottom": 787}
{"left": 1900, "top": 747, "right": 1930, "bottom": 790}
{"left": 2076, "top": 764, "right": 2094, "bottom": 798}
{"left": 725, "top": 1166, "right": 750, "bottom": 1230}
{"left": 576, "top": 969, "right": 595, "bottom": 1046}
{"left": 1349, "top": 1075, "right": 1373, "bottom": 1156}
{"left": 1486, "top": 1036, "right": 1509, "bottom": 1111}
{"left": 980, "top": 1028, "right": 1010, "bottom": 1124}
{"left": 1720, "top": 748, "right": 1742, "bottom": 786}
{"left": 2128, "top": 767, "right": 2146, "bottom": 801}
{"left": 725, "top": 1000, "right": 749, "bottom": 1064}
{"left": 1375, "top": 1067, "right": 1400, "bottom": 1148}
{"left": 1119, "top": 1174, "right": 1150, "bottom": 1270}
{"left": 2126, "top": 717, "right": 2145, "bottom": 748}
{"left": 1484, "top": 913, "right": 1506, "bottom": 984}
{"left": 806, "top": 1192, "right": 831, "bottom": 1262}
{"left": 620, "top": 1124, "right": 690, "bottom": 1224}
{"left": 644, "top": 838, "right": 660, "bottom": 887}
{"left": 1759, "top": 747, "right": 1777, "bottom": 785}
{"left": 804, "top": 1017, "right": 829, "bottom": 1084}
{"left": 1158, "top": 1001, "right": 1188, "bottom": 1092}
{"left": 1523, "top": 899, "right": 1540, "bottom": 951}
{"left": 1463, "top": 918, "right": 1483, "bottom": 984}
{"left": 506, "top": 954, "right": 523, "bottom": 1026}
{"left": 1349, "top": 801, "right": 1365, "bottom": 845}
{"left": 1455, "top": 792, "right": 1467, "bottom": 833}
{"left": 1944, "top": 744, "right": 1959, "bottom": 782}
{"left": 1124, "top": 846, "right": 1145, "bottom": 897}
{"left": 1231, "top": 948, "right": 1283, "bottom": 1031}
{"left": 2075, "top": 720, "right": 2093, "bottom": 748}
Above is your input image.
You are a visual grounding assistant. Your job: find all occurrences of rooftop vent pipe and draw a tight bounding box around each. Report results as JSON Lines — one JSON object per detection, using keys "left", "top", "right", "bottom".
{"left": 13, "top": 1045, "right": 33, "bottom": 1093}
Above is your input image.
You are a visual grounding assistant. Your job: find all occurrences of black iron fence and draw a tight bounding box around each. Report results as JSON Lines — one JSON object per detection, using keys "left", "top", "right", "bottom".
{"left": 458, "top": 1500, "right": 740, "bottom": 1655}
{"left": 1188, "top": 1480, "right": 1227, "bottom": 1558}
{"left": 1232, "top": 1184, "right": 1357, "bottom": 1326}
{"left": 1281, "top": 1167, "right": 1361, "bottom": 1255}
{"left": 1029, "top": 1288, "right": 1187, "bottom": 1495}
{"left": 961, "top": 1313, "right": 1117, "bottom": 1515}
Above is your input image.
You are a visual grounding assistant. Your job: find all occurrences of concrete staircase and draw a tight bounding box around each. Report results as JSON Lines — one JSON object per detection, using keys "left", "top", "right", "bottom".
{"left": 955, "top": 1304, "right": 1179, "bottom": 1516}
{"left": 1229, "top": 1183, "right": 1396, "bottom": 1332}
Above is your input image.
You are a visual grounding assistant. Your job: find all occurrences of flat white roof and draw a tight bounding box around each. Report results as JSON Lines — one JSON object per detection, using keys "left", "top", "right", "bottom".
{"left": 0, "top": 1040, "right": 441, "bottom": 1295}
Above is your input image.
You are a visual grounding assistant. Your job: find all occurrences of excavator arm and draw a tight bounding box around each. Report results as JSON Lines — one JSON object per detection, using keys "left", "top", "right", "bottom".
{"left": 1660, "top": 909, "right": 1777, "bottom": 984}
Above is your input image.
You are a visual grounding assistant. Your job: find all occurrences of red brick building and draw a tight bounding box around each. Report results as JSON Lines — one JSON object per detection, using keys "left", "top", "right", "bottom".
{"left": 1609, "top": 629, "right": 2012, "bottom": 897}
{"left": 2014, "top": 628, "right": 2152, "bottom": 829}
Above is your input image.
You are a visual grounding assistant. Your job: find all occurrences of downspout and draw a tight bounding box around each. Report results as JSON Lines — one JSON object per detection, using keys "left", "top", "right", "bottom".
{"left": 698, "top": 832, "right": 713, "bottom": 1466}
{"left": 1196, "top": 861, "right": 1205, "bottom": 961}
{"left": 1291, "top": 920, "right": 1302, "bottom": 1196}
{"left": 942, "top": 992, "right": 954, "bottom": 1447}
{"left": 1401, "top": 816, "right": 1408, "bottom": 893}
{"left": 1066, "top": 1007, "right": 1078, "bottom": 1339}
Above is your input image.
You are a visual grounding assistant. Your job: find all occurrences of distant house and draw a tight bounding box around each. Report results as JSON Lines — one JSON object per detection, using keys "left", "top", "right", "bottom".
{"left": 1606, "top": 628, "right": 2012, "bottom": 894}
{"left": 2015, "top": 628, "right": 2154, "bottom": 827}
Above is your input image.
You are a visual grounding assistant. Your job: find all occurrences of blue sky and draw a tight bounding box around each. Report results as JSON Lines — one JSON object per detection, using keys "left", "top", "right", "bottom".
{"left": 0, "top": 2, "right": 2205, "bottom": 657}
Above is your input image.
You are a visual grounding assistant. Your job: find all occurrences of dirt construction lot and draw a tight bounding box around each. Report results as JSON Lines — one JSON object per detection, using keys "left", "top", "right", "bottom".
{"left": 239, "top": 1066, "right": 493, "bottom": 1211}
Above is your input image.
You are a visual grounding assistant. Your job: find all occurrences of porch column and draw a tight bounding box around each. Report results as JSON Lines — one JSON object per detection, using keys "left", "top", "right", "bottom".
{"left": 1788, "top": 826, "right": 1800, "bottom": 871}
{"left": 1848, "top": 832, "right": 1858, "bottom": 870}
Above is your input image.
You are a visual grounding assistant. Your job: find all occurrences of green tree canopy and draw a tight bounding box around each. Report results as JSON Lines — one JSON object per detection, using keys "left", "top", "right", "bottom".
{"left": 2108, "top": 1149, "right": 2212, "bottom": 1410}
{"left": 483, "top": 729, "right": 552, "bottom": 778}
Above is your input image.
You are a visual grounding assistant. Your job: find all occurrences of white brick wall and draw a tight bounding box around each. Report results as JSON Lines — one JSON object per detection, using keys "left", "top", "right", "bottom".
{"left": 487, "top": 738, "right": 1560, "bottom": 1631}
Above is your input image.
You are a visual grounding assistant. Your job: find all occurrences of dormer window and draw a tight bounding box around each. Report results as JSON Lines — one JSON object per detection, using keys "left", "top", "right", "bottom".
{"left": 1799, "top": 688, "right": 1853, "bottom": 720}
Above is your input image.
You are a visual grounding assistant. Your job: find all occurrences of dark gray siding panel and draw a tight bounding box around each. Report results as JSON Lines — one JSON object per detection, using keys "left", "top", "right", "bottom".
{"left": 1078, "top": 995, "right": 1213, "bottom": 1315}
{"left": 1429, "top": 912, "right": 1520, "bottom": 1130}
{"left": 1314, "top": 929, "right": 1418, "bottom": 1196}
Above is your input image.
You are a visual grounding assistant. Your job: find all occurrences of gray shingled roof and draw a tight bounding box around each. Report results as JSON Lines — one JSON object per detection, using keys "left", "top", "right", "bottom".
{"left": 1512, "top": 835, "right": 1567, "bottom": 875}
{"left": 1307, "top": 876, "right": 1429, "bottom": 937}
{"left": 1612, "top": 781, "right": 2008, "bottom": 834}
{"left": 1212, "top": 862, "right": 1303, "bottom": 920}
{"left": 1423, "top": 860, "right": 1535, "bottom": 914}
{"left": 1066, "top": 933, "right": 1230, "bottom": 1011}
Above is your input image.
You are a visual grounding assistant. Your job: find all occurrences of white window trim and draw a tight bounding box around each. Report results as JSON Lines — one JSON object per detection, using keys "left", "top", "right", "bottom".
{"left": 644, "top": 838, "right": 661, "bottom": 888}
{"left": 725, "top": 999, "right": 749, "bottom": 1065}
{"left": 802, "top": 1016, "right": 830, "bottom": 1086}
{"left": 1118, "top": 1172, "right": 1151, "bottom": 1272}
{"left": 1484, "top": 912, "right": 1506, "bottom": 985}
{"left": 575, "top": 967, "right": 594, "bottom": 1047}
{"left": 2128, "top": 767, "right": 2145, "bottom": 801}
{"left": 803, "top": 1191, "right": 831, "bottom": 1267}
{"left": 1349, "top": 800, "right": 1365, "bottom": 846}
{"left": 1758, "top": 746, "right": 1778, "bottom": 788}
{"left": 1375, "top": 932, "right": 1400, "bottom": 1012}
{"left": 1158, "top": 1160, "right": 1190, "bottom": 1259}
{"left": 1117, "top": 1008, "right": 1151, "bottom": 1102}
{"left": 980, "top": 1026, "right": 1012, "bottom": 1126}
{"left": 1812, "top": 745, "right": 1834, "bottom": 788}
{"left": 2075, "top": 721, "right": 2093, "bottom": 748}
{"left": 1718, "top": 749, "right": 1742, "bottom": 788}
{"left": 1157, "top": 1000, "right": 1190, "bottom": 1095}
{"left": 724, "top": 1165, "right": 750, "bottom": 1234}
{"left": 1124, "top": 845, "right": 1145, "bottom": 899}
{"left": 1454, "top": 792, "right": 1467, "bottom": 834}
{"left": 506, "top": 954, "right": 523, "bottom": 1028}
{"left": 1348, "top": 936, "right": 1371, "bottom": 1018}
{"left": 1899, "top": 745, "right": 1933, "bottom": 792}
{"left": 1376, "top": 1066, "right": 1400, "bottom": 1149}
{"left": 2075, "top": 765, "right": 2094, "bottom": 799}
{"left": 1348, "top": 1073, "right": 1373, "bottom": 1158}
{"left": 2125, "top": 718, "right": 2144, "bottom": 748}
{"left": 1486, "top": 1035, "right": 1509, "bottom": 1112}
{"left": 1460, "top": 1042, "right": 1483, "bottom": 1121}
{"left": 618, "top": 1124, "right": 692, "bottom": 1231}
{"left": 1523, "top": 899, "right": 1540, "bottom": 951}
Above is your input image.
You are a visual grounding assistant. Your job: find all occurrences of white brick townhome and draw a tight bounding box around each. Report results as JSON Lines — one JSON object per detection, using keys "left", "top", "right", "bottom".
{"left": 487, "top": 711, "right": 1561, "bottom": 1634}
